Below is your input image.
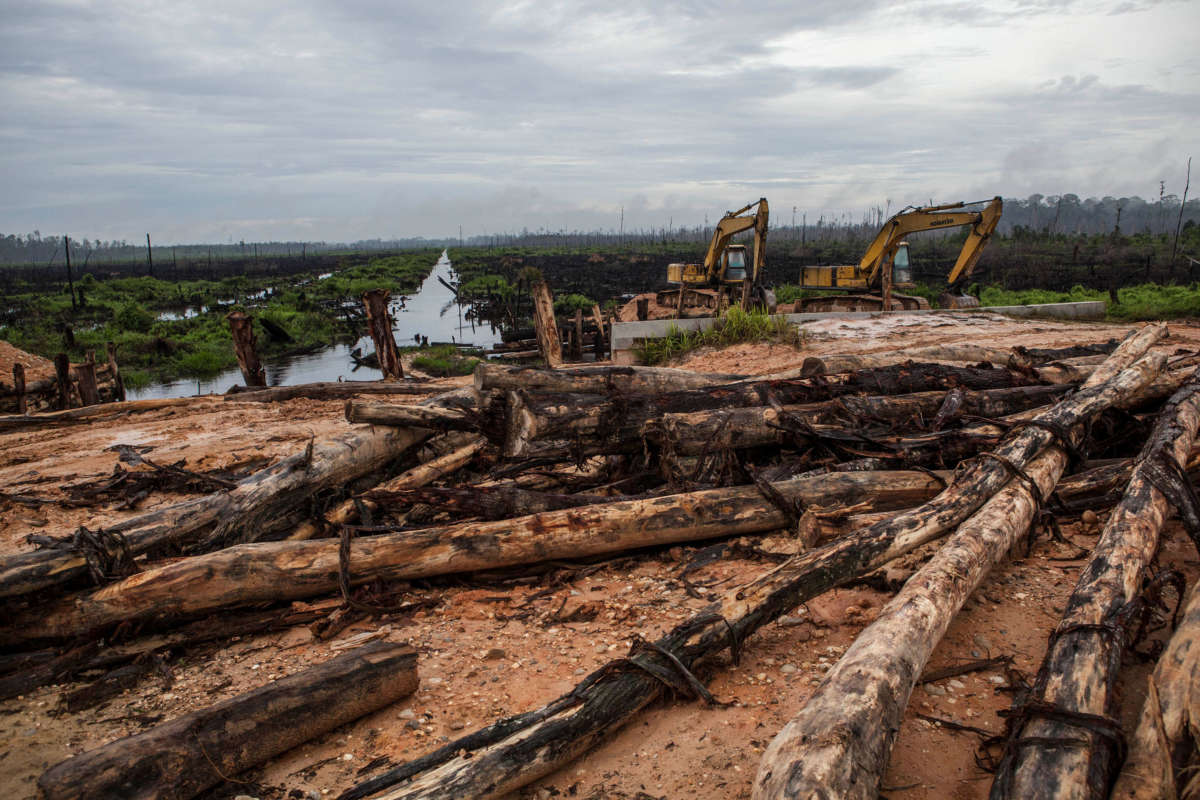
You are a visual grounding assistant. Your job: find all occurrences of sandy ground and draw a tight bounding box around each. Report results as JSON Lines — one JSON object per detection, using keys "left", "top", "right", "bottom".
{"left": 1, "top": 315, "right": 1198, "bottom": 800}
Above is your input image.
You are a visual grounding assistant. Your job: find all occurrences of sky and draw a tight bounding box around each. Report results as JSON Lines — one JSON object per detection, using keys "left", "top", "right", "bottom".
{"left": 1, "top": 0, "right": 1197, "bottom": 244}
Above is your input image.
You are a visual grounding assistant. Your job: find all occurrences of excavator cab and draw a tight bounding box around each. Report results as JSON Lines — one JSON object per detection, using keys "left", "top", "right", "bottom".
{"left": 722, "top": 245, "right": 748, "bottom": 283}
{"left": 891, "top": 243, "right": 912, "bottom": 285}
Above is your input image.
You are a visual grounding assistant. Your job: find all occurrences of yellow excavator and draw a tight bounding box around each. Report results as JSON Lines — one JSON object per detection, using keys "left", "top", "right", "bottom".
{"left": 796, "top": 196, "right": 1003, "bottom": 312}
{"left": 657, "top": 197, "right": 775, "bottom": 313}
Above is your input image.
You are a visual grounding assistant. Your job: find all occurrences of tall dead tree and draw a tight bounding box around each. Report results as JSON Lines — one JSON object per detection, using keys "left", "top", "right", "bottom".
{"left": 226, "top": 311, "right": 266, "bottom": 387}
{"left": 362, "top": 289, "right": 404, "bottom": 380}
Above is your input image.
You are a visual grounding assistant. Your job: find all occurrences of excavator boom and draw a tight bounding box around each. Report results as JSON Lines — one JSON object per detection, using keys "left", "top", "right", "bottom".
{"left": 859, "top": 196, "right": 1002, "bottom": 288}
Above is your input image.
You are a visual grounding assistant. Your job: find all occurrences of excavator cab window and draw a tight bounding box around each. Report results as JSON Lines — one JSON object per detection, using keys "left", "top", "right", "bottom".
{"left": 892, "top": 243, "right": 912, "bottom": 284}
{"left": 723, "top": 248, "right": 747, "bottom": 282}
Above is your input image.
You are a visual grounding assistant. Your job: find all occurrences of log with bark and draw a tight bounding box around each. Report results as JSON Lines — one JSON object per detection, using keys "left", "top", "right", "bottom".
{"left": 989, "top": 365, "right": 1200, "bottom": 800}
{"left": 226, "top": 380, "right": 445, "bottom": 402}
{"left": 2, "top": 469, "right": 951, "bottom": 646}
{"left": 334, "top": 336, "right": 1164, "bottom": 800}
{"left": 1110, "top": 583, "right": 1200, "bottom": 800}
{"left": 0, "top": 390, "right": 467, "bottom": 598}
{"left": 37, "top": 641, "right": 418, "bottom": 800}
{"left": 799, "top": 339, "right": 1121, "bottom": 376}
{"left": 474, "top": 362, "right": 747, "bottom": 394}
{"left": 753, "top": 444, "right": 1070, "bottom": 800}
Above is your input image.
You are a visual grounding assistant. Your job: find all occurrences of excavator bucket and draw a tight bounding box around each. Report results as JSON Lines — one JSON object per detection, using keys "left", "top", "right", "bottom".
{"left": 939, "top": 292, "right": 980, "bottom": 309}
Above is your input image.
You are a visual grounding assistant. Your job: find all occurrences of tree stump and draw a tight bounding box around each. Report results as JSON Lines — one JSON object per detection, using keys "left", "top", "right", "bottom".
{"left": 362, "top": 289, "right": 404, "bottom": 380}
{"left": 226, "top": 311, "right": 266, "bottom": 387}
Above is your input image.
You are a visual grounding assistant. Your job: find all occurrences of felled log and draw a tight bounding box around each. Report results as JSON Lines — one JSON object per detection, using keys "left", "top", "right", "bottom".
{"left": 753, "top": 444, "right": 1070, "bottom": 800}
{"left": 800, "top": 339, "right": 1121, "bottom": 375}
{"left": 226, "top": 380, "right": 444, "bottom": 402}
{"left": 345, "top": 401, "right": 476, "bottom": 430}
{"left": 1110, "top": 583, "right": 1200, "bottom": 800}
{"left": 37, "top": 641, "right": 418, "bottom": 800}
{"left": 336, "top": 341, "right": 1164, "bottom": 800}
{"left": 367, "top": 485, "right": 610, "bottom": 520}
{"left": 0, "top": 397, "right": 228, "bottom": 431}
{"left": 648, "top": 385, "right": 1071, "bottom": 456}
{"left": 226, "top": 311, "right": 266, "bottom": 387}
{"left": 4, "top": 470, "right": 949, "bottom": 645}
{"left": 990, "top": 366, "right": 1200, "bottom": 800}
{"left": 0, "top": 404, "right": 443, "bottom": 598}
{"left": 532, "top": 280, "right": 563, "bottom": 368}
{"left": 474, "top": 362, "right": 746, "bottom": 394}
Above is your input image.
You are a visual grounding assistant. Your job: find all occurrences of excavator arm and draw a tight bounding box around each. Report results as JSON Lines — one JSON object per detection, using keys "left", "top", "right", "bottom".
{"left": 859, "top": 196, "right": 1002, "bottom": 288}
{"left": 702, "top": 198, "right": 769, "bottom": 284}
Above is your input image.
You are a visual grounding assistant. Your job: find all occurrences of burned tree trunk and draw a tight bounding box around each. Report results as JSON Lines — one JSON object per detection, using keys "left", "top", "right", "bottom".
{"left": 226, "top": 311, "right": 266, "bottom": 387}
{"left": 531, "top": 280, "right": 563, "bottom": 368}
{"left": 4, "top": 469, "right": 949, "bottom": 645}
{"left": 54, "top": 352, "right": 72, "bottom": 409}
{"left": 334, "top": 342, "right": 1163, "bottom": 800}
{"left": 1110, "top": 583, "right": 1200, "bottom": 800}
{"left": 362, "top": 289, "right": 404, "bottom": 380}
{"left": 990, "top": 366, "right": 1200, "bottom": 800}
{"left": 74, "top": 356, "right": 100, "bottom": 406}
{"left": 12, "top": 362, "right": 25, "bottom": 414}
{"left": 368, "top": 484, "right": 611, "bottom": 520}
{"left": 37, "top": 641, "right": 418, "bottom": 800}
{"left": 106, "top": 341, "right": 126, "bottom": 402}
{"left": 753, "top": 444, "right": 1070, "bottom": 800}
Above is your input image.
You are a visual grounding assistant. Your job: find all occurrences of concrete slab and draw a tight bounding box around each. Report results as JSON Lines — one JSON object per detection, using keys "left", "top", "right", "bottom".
{"left": 610, "top": 301, "right": 1107, "bottom": 363}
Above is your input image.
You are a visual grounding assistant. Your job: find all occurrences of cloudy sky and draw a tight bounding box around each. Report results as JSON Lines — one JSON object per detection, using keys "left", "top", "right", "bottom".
{"left": 2, "top": 0, "right": 1197, "bottom": 243}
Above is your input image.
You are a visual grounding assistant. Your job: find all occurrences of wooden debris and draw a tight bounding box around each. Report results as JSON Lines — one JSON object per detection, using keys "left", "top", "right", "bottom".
{"left": 335, "top": 335, "right": 1164, "bottom": 800}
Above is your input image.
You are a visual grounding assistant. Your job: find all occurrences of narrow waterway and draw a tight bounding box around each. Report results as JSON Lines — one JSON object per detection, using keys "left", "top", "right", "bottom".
{"left": 131, "top": 251, "right": 493, "bottom": 399}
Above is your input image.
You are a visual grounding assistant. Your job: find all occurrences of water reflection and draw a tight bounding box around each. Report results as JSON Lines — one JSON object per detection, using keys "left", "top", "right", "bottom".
{"left": 132, "top": 251, "right": 493, "bottom": 399}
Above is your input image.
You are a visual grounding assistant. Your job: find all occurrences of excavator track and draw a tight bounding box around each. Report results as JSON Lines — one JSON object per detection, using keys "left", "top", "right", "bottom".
{"left": 797, "top": 293, "right": 930, "bottom": 313}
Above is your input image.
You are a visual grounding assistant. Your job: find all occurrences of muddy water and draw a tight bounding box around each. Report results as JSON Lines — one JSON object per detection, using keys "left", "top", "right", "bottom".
{"left": 131, "top": 251, "right": 495, "bottom": 399}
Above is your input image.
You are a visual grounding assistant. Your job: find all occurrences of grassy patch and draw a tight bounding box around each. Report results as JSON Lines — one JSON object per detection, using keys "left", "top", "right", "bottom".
{"left": 977, "top": 282, "right": 1200, "bottom": 320}
{"left": 411, "top": 344, "right": 482, "bottom": 377}
{"left": 634, "top": 307, "right": 800, "bottom": 365}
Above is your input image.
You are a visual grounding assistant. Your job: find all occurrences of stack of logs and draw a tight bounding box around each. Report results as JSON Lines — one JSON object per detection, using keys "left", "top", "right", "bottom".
{"left": 4, "top": 324, "right": 1200, "bottom": 800}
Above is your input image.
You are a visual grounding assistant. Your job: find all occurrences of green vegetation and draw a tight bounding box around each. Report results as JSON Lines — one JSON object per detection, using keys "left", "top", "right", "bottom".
{"left": 553, "top": 293, "right": 597, "bottom": 314}
{"left": 978, "top": 282, "right": 1200, "bottom": 320}
{"left": 0, "top": 250, "right": 440, "bottom": 384}
{"left": 635, "top": 307, "right": 800, "bottom": 365}
{"left": 410, "top": 344, "right": 482, "bottom": 377}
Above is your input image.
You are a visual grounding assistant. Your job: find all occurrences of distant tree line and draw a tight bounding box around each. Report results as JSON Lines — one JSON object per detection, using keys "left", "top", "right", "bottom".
{"left": 4, "top": 192, "right": 1197, "bottom": 267}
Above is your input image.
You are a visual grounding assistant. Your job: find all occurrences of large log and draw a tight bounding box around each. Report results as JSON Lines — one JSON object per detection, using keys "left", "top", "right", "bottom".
{"left": 37, "top": 641, "right": 418, "bottom": 800}
{"left": 335, "top": 340, "right": 1164, "bottom": 800}
{"left": 647, "top": 385, "right": 1071, "bottom": 456}
{"left": 3, "top": 470, "right": 949, "bottom": 645}
{"left": 0, "top": 394, "right": 460, "bottom": 598}
{"left": 800, "top": 339, "right": 1121, "bottom": 376}
{"left": 1110, "top": 583, "right": 1200, "bottom": 800}
{"left": 226, "top": 380, "right": 445, "bottom": 402}
{"left": 753, "top": 445, "right": 1070, "bottom": 800}
{"left": 474, "top": 362, "right": 746, "bottom": 394}
{"left": 990, "top": 366, "right": 1200, "bottom": 800}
